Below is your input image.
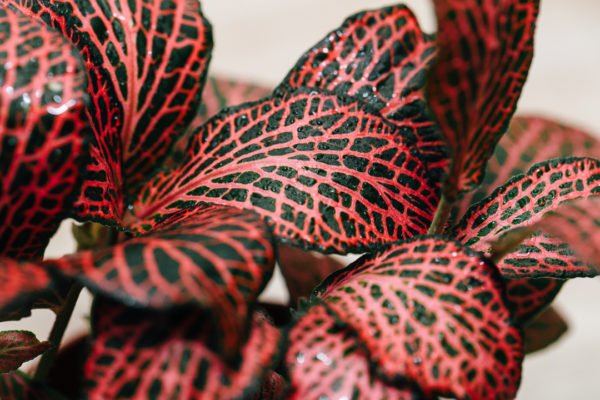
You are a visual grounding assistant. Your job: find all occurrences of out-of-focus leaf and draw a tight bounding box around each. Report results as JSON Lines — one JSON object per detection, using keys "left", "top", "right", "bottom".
{"left": 505, "top": 277, "right": 564, "bottom": 323}
{"left": 0, "top": 370, "right": 66, "bottom": 400}
{"left": 524, "top": 306, "right": 568, "bottom": 354}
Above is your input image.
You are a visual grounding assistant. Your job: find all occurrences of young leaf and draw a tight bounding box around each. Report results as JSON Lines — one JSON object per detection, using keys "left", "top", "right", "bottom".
{"left": 316, "top": 237, "right": 522, "bottom": 399}
{"left": 286, "top": 303, "right": 419, "bottom": 399}
{"left": 0, "top": 370, "right": 66, "bottom": 400}
{"left": 130, "top": 87, "right": 439, "bottom": 253}
{"left": 523, "top": 306, "right": 568, "bottom": 355}
{"left": 0, "top": 257, "right": 54, "bottom": 320}
{"left": 0, "top": 331, "right": 50, "bottom": 373}
{"left": 280, "top": 4, "right": 447, "bottom": 182}
{"left": 7, "top": 0, "right": 213, "bottom": 222}
{"left": 505, "top": 277, "right": 564, "bottom": 323}
{"left": 85, "top": 298, "right": 281, "bottom": 399}
{"left": 277, "top": 244, "right": 344, "bottom": 305}
{"left": 0, "top": 6, "right": 89, "bottom": 259}
{"left": 49, "top": 204, "right": 274, "bottom": 355}
{"left": 453, "top": 157, "right": 600, "bottom": 279}
{"left": 457, "top": 116, "right": 600, "bottom": 218}
{"left": 426, "top": 0, "right": 539, "bottom": 198}
{"left": 250, "top": 371, "right": 287, "bottom": 400}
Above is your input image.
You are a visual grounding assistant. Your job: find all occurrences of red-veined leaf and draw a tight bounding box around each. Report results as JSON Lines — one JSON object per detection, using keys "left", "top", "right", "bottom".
{"left": 0, "top": 6, "right": 89, "bottom": 259}
{"left": 505, "top": 277, "right": 564, "bottom": 322}
{"left": 457, "top": 116, "right": 600, "bottom": 219}
{"left": 250, "top": 371, "right": 287, "bottom": 400}
{"left": 426, "top": 0, "right": 539, "bottom": 198}
{"left": 7, "top": 0, "right": 213, "bottom": 224}
{"left": 523, "top": 306, "right": 567, "bottom": 355}
{"left": 277, "top": 244, "right": 344, "bottom": 305}
{"left": 286, "top": 303, "right": 420, "bottom": 399}
{"left": 453, "top": 157, "right": 600, "bottom": 279}
{"left": 49, "top": 204, "right": 274, "bottom": 357}
{"left": 0, "top": 330, "right": 49, "bottom": 373}
{"left": 280, "top": 5, "right": 447, "bottom": 183}
{"left": 0, "top": 370, "right": 65, "bottom": 400}
{"left": 130, "top": 87, "right": 439, "bottom": 253}
{"left": 316, "top": 237, "right": 522, "bottom": 400}
{"left": 0, "top": 257, "right": 54, "bottom": 320}
{"left": 85, "top": 298, "right": 281, "bottom": 399}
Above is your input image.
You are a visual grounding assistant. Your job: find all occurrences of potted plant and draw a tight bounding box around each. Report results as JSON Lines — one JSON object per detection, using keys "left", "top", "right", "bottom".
{"left": 0, "top": 0, "right": 598, "bottom": 398}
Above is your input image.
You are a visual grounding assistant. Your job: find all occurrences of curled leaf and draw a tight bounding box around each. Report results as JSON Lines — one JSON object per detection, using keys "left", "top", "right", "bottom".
{"left": 523, "top": 306, "right": 568, "bottom": 355}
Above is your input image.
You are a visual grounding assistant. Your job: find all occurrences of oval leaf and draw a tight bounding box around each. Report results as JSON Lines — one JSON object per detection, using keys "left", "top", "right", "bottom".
{"left": 286, "top": 303, "right": 418, "bottom": 399}
{"left": 0, "top": 6, "right": 89, "bottom": 259}
{"left": 130, "top": 87, "right": 439, "bottom": 253}
{"left": 505, "top": 277, "right": 564, "bottom": 322}
{"left": 453, "top": 157, "right": 600, "bottom": 279}
{"left": 0, "top": 330, "right": 49, "bottom": 373}
{"left": 7, "top": 0, "right": 213, "bottom": 224}
{"left": 316, "top": 237, "right": 522, "bottom": 399}
{"left": 250, "top": 371, "right": 287, "bottom": 400}
{"left": 457, "top": 116, "right": 600, "bottom": 218}
{"left": 427, "top": 0, "right": 539, "bottom": 198}
{"left": 49, "top": 204, "right": 274, "bottom": 356}
{"left": 85, "top": 298, "right": 281, "bottom": 399}
{"left": 280, "top": 4, "right": 447, "bottom": 182}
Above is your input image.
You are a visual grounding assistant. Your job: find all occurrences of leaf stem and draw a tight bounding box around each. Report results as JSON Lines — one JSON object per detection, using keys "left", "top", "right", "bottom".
{"left": 33, "top": 283, "right": 82, "bottom": 383}
{"left": 428, "top": 193, "right": 453, "bottom": 235}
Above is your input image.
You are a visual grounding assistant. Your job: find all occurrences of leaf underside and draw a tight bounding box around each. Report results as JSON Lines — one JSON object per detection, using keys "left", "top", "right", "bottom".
{"left": 316, "top": 237, "right": 522, "bottom": 399}
{"left": 280, "top": 4, "right": 447, "bottom": 184}
{"left": 0, "top": 330, "right": 50, "bottom": 373}
{"left": 131, "top": 87, "right": 439, "bottom": 253}
{"left": 286, "top": 303, "right": 419, "bottom": 400}
{"left": 50, "top": 204, "right": 275, "bottom": 356}
{"left": 427, "top": 0, "right": 539, "bottom": 198}
{"left": 523, "top": 306, "right": 568, "bottom": 355}
{"left": 505, "top": 277, "right": 564, "bottom": 322}
{"left": 85, "top": 298, "right": 281, "bottom": 400}
{"left": 453, "top": 157, "right": 600, "bottom": 279}
{"left": 0, "top": 6, "right": 89, "bottom": 259}
{"left": 7, "top": 0, "right": 213, "bottom": 225}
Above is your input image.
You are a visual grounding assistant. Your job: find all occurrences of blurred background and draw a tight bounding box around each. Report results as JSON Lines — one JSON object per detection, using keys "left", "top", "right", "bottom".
{"left": 2, "top": 0, "right": 598, "bottom": 398}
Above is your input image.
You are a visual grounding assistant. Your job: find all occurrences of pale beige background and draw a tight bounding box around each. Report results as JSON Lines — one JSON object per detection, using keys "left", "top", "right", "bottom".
{"left": 2, "top": 1, "right": 598, "bottom": 398}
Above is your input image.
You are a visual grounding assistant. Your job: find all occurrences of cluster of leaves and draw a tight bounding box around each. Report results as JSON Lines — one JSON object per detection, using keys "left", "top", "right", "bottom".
{"left": 0, "top": 0, "right": 598, "bottom": 399}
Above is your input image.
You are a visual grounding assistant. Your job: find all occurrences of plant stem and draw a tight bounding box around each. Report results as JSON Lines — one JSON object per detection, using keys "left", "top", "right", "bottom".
{"left": 427, "top": 193, "right": 453, "bottom": 235}
{"left": 34, "top": 283, "right": 82, "bottom": 383}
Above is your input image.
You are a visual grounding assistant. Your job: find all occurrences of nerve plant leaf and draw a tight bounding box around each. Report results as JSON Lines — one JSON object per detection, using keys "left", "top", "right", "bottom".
{"left": 286, "top": 303, "right": 419, "bottom": 399}
{"left": 277, "top": 244, "right": 344, "bottom": 305}
{"left": 426, "top": 0, "right": 539, "bottom": 198}
{"left": 280, "top": 4, "right": 447, "bottom": 182}
{"left": 453, "top": 157, "right": 600, "bottom": 279}
{"left": 316, "top": 237, "right": 522, "bottom": 399}
{"left": 6, "top": 0, "right": 213, "bottom": 225}
{"left": 0, "top": 6, "right": 89, "bottom": 259}
{"left": 131, "top": 88, "right": 439, "bottom": 253}
{"left": 457, "top": 116, "right": 600, "bottom": 218}
{"left": 523, "top": 306, "right": 568, "bottom": 355}
{"left": 250, "top": 371, "right": 287, "bottom": 400}
{"left": 505, "top": 277, "right": 564, "bottom": 322}
{"left": 0, "top": 330, "right": 49, "bottom": 373}
{"left": 49, "top": 204, "right": 274, "bottom": 355}
{"left": 85, "top": 298, "right": 281, "bottom": 400}
{"left": 0, "top": 370, "right": 65, "bottom": 400}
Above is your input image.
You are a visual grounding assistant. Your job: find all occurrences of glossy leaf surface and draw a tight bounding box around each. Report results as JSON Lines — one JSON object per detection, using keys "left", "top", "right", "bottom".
{"left": 0, "top": 371, "right": 65, "bottom": 400}
{"left": 317, "top": 237, "right": 522, "bottom": 399}
{"left": 7, "top": 0, "right": 213, "bottom": 223}
{"left": 280, "top": 5, "right": 447, "bottom": 182}
{"left": 427, "top": 0, "right": 539, "bottom": 197}
{"left": 286, "top": 303, "right": 419, "bottom": 400}
{"left": 277, "top": 244, "right": 344, "bottom": 305}
{"left": 0, "top": 330, "right": 49, "bottom": 373}
{"left": 131, "top": 88, "right": 439, "bottom": 253}
{"left": 0, "top": 6, "right": 89, "bottom": 259}
{"left": 0, "top": 257, "right": 54, "bottom": 318}
{"left": 523, "top": 306, "right": 567, "bottom": 354}
{"left": 454, "top": 158, "right": 600, "bottom": 278}
{"left": 85, "top": 299, "right": 281, "bottom": 399}
{"left": 50, "top": 204, "right": 274, "bottom": 355}
{"left": 457, "top": 116, "right": 600, "bottom": 218}
{"left": 505, "top": 277, "right": 564, "bottom": 322}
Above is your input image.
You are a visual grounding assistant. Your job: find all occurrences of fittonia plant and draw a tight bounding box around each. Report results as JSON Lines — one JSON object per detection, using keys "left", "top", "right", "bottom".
{"left": 0, "top": 0, "right": 598, "bottom": 399}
